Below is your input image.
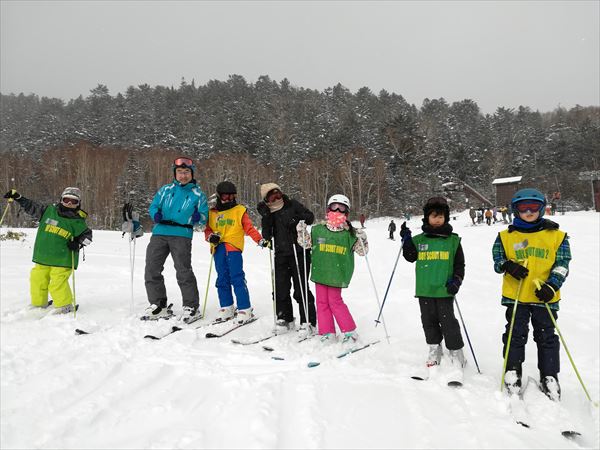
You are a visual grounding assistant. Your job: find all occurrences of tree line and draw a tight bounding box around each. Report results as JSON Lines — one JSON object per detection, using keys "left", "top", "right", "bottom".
{"left": 1, "top": 74, "right": 598, "bottom": 230}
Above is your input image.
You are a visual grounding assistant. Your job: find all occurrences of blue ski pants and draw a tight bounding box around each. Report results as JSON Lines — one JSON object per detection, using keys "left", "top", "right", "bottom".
{"left": 502, "top": 304, "right": 560, "bottom": 378}
{"left": 213, "top": 244, "right": 251, "bottom": 310}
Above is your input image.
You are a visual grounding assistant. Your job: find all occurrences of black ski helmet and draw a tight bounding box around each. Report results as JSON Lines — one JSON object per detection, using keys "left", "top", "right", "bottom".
{"left": 423, "top": 196, "right": 450, "bottom": 223}
{"left": 216, "top": 181, "right": 237, "bottom": 195}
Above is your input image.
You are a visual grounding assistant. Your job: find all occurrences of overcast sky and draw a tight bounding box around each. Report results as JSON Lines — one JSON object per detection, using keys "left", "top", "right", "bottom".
{"left": 1, "top": 1, "right": 598, "bottom": 114}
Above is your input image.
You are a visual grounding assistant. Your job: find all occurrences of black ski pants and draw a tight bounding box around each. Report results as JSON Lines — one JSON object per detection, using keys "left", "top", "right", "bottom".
{"left": 502, "top": 304, "right": 559, "bottom": 378}
{"left": 418, "top": 297, "right": 464, "bottom": 350}
{"left": 274, "top": 249, "right": 316, "bottom": 326}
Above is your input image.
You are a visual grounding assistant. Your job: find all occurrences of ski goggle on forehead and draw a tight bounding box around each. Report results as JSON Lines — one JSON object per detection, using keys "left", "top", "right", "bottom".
{"left": 328, "top": 202, "right": 349, "bottom": 213}
{"left": 515, "top": 201, "right": 543, "bottom": 213}
{"left": 174, "top": 157, "right": 193, "bottom": 167}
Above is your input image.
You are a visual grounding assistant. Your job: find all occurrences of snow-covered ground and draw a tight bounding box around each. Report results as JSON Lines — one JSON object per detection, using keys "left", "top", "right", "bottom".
{"left": 1, "top": 211, "right": 599, "bottom": 449}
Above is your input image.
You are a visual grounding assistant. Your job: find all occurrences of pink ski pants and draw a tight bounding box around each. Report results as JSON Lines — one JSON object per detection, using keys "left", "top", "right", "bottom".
{"left": 315, "top": 283, "right": 356, "bottom": 335}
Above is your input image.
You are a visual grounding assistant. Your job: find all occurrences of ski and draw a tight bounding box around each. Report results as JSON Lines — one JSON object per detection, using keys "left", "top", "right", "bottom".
{"left": 411, "top": 362, "right": 438, "bottom": 381}
{"left": 506, "top": 377, "right": 531, "bottom": 428}
{"left": 144, "top": 316, "right": 233, "bottom": 340}
{"left": 307, "top": 340, "right": 380, "bottom": 368}
{"left": 231, "top": 333, "right": 277, "bottom": 345}
{"left": 205, "top": 317, "right": 258, "bottom": 338}
{"left": 528, "top": 377, "right": 582, "bottom": 439}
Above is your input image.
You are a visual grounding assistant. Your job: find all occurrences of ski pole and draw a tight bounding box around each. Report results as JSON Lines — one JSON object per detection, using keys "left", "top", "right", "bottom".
{"left": 302, "top": 231, "right": 310, "bottom": 327}
{"left": 269, "top": 237, "right": 277, "bottom": 325}
{"left": 0, "top": 198, "right": 13, "bottom": 227}
{"left": 454, "top": 295, "right": 481, "bottom": 374}
{"left": 358, "top": 236, "right": 390, "bottom": 344}
{"left": 374, "top": 240, "right": 404, "bottom": 326}
{"left": 128, "top": 236, "right": 134, "bottom": 315}
{"left": 201, "top": 250, "right": 214, "bottom": 319}
{"left": 533, "top": 279, "right": 598, "bottom": 406}
{"left": 71, "top": 241, "right": 77, "bottom": 319}
{"left": 292, "top": 242, "right": 308, "bottom": 326}
{"left": 500, "top": 260, "right": 528, "bottom": 392}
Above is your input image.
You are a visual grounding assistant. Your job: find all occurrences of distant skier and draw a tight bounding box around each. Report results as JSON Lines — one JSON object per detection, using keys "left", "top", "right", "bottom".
{"left": 359, "top": 213, "right": 366, "bottom": 229}
{"left": 469, "top": 207, "right": 477, "bottom": 225}
{"left": 3, "top": 187, "right": 92, "bottom": 314}
{"left": 399, "top": 197, "right": 466, "bottom": 375}
{"left": 388, "top": 219, "right": 397, "bottom": 240}
{"left": 296, "top": 194, "right": 368, "bottom": 348}
{"left": 485, "top": 208, "right": 493, "bottom": 226}
{"left": 493, "top": 188, "right": 571, "bottom": 400}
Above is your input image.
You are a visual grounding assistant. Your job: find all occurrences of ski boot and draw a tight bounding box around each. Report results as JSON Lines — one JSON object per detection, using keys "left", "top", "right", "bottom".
{"left": 140, "top": 303, "right": 173, "bottom": 320}
{"left": 426, "top": 344, "right": 442, "bottom": 367}
{"left": 504, "top": 370, "right": 523, "bottom": 396}
{"left": 540, "top": 375, "right": 561, "bottom": 402}
{"left": 235, "top": 308, "right": 254, "bottom": 325}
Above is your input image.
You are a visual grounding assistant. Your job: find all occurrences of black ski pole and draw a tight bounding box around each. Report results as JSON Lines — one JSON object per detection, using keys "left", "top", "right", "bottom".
{"left": 374, "top": 240, "right": 404, "bottom": 326}
{"left": 454, "top": 295, "right": 481, "bottom": 374}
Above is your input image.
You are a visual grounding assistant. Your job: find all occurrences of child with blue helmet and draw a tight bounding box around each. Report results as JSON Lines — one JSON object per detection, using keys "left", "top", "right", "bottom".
{"left": 492, "top": 188, "right": 572, "bottom": 401}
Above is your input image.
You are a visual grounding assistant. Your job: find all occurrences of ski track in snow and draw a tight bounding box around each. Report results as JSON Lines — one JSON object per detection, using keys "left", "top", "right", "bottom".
{"left": 1, "top": 213, "right": 598, "bottom": 449}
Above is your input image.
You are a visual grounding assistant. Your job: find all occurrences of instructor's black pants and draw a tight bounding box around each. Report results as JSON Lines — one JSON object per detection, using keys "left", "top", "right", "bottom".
{"left": 274, "top": 248, "right": 316, "bottom": 326}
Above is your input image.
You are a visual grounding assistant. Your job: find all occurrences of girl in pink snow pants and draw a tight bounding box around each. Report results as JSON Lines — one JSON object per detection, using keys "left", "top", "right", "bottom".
{"left": 296, "top": 194, "right": 368, "bottom": 346}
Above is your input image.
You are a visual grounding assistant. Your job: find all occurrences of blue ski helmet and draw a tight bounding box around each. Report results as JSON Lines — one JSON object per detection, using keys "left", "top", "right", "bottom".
{"left": 511, "top": 188, "right": 546, "bottom": 217}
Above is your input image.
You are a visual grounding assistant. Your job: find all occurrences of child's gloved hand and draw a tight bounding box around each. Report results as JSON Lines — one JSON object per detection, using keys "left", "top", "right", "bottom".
{"left": 153, "top": 212, "right": 163, "bottom": 223}
{"left": 399, "top": 222, "right": 412, "bottom": 241}
{"left": 502, "top": 261, "right": 529, "bottom": 280}
{"left": 67, "top": 239, "right": 80, "bottom": 251}
{"left": 3, "top": 189, "right": 21, "bottom": 200}
{"left": 208, "top": 233, "right": 221, "bottom": 245}
{"left": 446, "top": 277, "right": 462, "bottom": 295}
{"left": 258, "top": 238, "right": 271, "bottom": 249}
{"left": 535, "top": 281, "right": 556, "bottom": 302}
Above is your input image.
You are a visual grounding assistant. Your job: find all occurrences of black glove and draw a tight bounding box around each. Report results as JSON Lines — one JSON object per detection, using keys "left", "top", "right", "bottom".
{"left": 535, "top": 282, "right": 556, "bottom": 303}
{"left": 399, "top": 221, "right": 411, "bottom": 241}
{"left": 3, "top": 189, "right": 21, "bottom": 200}
{"left": 123, "top": 202, "right": 134, "bottom": 221}
{"left": 67, "top": 239, "right": 80, "bottom": 251}
{"left": 258, "top": 238, "right": 271, "bottom": 248}
{"left": 208, "top": 233, "right": 221, "bottom": 245}
{"left": 502, "top": 261, "right": 529, "bottom": 280}
{"left": 153, "top": 212, "right": 163, "bottom": 223}
{"left": 256, "top": 202, "right": 270, "bottom": 217}
{"left": 446, "top": 277, "right": 462, "bottom": 295}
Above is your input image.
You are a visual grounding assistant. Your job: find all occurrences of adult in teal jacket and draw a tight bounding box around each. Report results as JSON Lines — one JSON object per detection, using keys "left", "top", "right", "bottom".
{"left": 143, "top": 157, "right": 208, "bottom": 323}
{"left": 3, "top": 187, "right": 92, "bottom": 314}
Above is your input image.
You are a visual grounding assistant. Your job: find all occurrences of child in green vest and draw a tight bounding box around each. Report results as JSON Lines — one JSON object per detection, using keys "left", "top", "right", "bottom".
{"left": 296, "top": 194, "right": 368, "bottom": 347}
{"left": 400, "top": 197, "right": 466, "bottom": 373}
{"left": 3, "top": 187, "right": 92, "bottom": 314}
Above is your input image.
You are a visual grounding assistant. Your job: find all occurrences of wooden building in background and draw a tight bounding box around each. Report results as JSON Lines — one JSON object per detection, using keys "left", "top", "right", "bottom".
{"left": 492, "top": 176, "right": 522, "bottom": 206}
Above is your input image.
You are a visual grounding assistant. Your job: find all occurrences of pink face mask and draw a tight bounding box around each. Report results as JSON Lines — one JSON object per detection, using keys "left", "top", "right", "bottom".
{"left": 326, "top": 211, "right": 347, "bottom": 227}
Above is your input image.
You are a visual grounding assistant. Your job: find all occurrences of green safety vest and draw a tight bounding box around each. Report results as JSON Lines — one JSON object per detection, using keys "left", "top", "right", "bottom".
{"left": 412, "top": 233, "right": 460, "bottom": 298}
{"left": 310, "top": 224, "right": 357, "bottom": 288}
{"left": 32, "top": 205, "right": 89, "bottom": 269}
